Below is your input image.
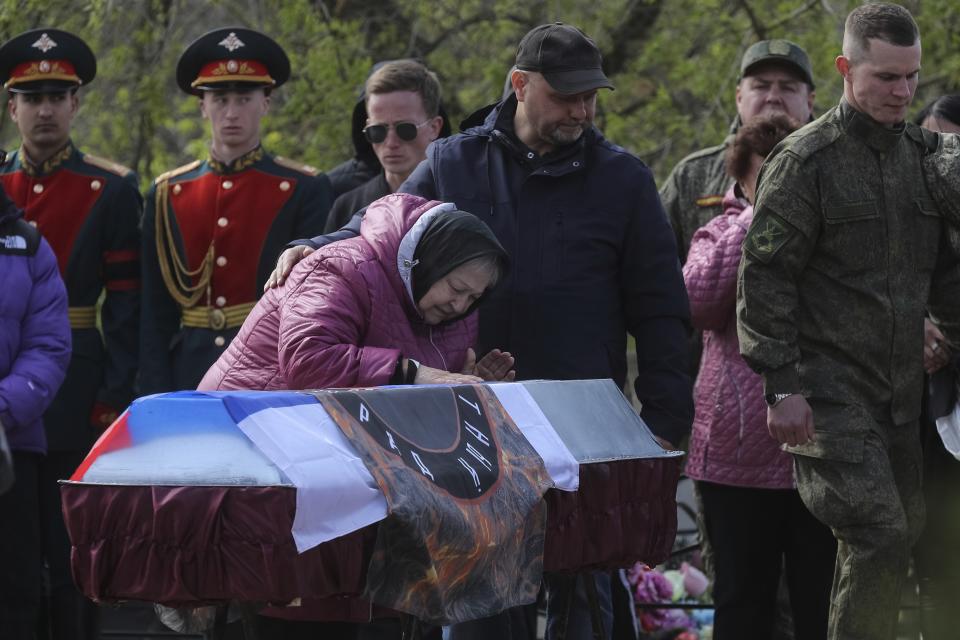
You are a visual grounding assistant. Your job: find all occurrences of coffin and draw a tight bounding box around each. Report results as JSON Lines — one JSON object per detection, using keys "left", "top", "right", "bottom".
{"left": 62, "top": 379, "right": 682, "bottom": 622}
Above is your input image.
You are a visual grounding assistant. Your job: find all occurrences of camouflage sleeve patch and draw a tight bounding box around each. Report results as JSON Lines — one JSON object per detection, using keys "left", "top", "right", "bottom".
{"left": 744, "top": 212, "right": 794, "bottom": 263}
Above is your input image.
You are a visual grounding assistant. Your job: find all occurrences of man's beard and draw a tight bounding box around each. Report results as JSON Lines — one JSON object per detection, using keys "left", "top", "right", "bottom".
{"left": 544, "top": 123, "right": 587, "bottom": 147}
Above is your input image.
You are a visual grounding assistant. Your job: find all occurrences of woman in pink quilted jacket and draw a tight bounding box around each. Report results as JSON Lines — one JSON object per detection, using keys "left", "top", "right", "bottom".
{"left": 199, "top": 193, "right": 512, "bottom": 392}
{"left": 683, "top": 114, "right": 835, "bottom": 640}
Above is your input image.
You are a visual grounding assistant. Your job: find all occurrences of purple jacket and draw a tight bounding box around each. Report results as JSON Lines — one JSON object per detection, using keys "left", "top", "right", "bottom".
{"left": 199, "top": 194, "right": 476, "bottom": 391}
{"left": 682, "top": 187, "right": 793, "bottom": 489}
{"left": 0, "top": 191, "right": 71, "bottom": 454}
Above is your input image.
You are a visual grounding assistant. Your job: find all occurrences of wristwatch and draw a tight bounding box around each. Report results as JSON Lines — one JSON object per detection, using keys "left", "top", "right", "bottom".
{"left": 404, "top": 358, "right": 420, "bottom": 385}
{"left": 764, "top": 392, "right": 794, "bottom": 407}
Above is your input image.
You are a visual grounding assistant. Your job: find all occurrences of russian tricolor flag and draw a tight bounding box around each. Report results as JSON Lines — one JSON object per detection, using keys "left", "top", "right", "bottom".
{"left": 70, "top": 386, "right": 581, "bottom": 553}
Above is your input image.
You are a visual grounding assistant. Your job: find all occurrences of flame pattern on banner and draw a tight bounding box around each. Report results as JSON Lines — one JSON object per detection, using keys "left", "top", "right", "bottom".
{"left": 317, "top": 384, "right": 553, "bottom": 624}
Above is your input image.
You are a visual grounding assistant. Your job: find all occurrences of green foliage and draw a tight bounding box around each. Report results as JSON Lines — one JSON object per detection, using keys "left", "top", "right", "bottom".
{"left": 0, "top": 0, "right": 957, "bottom": 189}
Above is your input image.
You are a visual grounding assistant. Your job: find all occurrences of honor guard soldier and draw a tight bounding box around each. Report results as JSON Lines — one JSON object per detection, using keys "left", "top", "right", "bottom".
{"left": 0, "top": 28, "right": 142, "bottom": 639}
{"left": 140, "top": 28, "right": 332, "bottom": 394}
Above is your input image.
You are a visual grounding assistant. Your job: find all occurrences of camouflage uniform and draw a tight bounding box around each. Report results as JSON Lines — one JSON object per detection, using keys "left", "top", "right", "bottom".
{"left": 737, "top": 100, "right": 960, "bottom": 640}
{"left": 661, "top": 39, "right": 815, "bottom": 262}
{"left": 659, "top": 136, "right": 733, "bottom": 261}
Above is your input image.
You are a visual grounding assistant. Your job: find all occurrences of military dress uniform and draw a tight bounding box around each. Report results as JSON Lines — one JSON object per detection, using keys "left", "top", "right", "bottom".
{"left": 0, "top": 144, "right": 141, "bottom": 434}
{"left": 737, "top": 100, "right": 960, "bottom": 640}
{"left": 139, "top": 28, "right": 332, "bottom": 394}
{"left": 0, "top": 28, "right": 142, "bottom": 640}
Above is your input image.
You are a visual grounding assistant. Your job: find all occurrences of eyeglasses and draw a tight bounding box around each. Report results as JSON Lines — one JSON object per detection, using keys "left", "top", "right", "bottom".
{"left": 363, "top": 119, "right": 431, "bottom": 144}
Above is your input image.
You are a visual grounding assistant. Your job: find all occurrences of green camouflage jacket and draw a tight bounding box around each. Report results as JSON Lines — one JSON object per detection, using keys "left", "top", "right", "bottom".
{"left": 659, "top": 138, "right": 734, "bottom": 261}
{"left": 737, "top": 100, "right": 960, "bottom": 432}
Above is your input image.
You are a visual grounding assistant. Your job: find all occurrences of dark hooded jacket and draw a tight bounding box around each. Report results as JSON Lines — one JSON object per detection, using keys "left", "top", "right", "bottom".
{"left": 301, "top": 96, "right": 693, "bottom": 444}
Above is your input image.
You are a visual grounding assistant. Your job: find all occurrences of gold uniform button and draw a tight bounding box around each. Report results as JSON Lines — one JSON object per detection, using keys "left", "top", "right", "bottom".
{"left": 173, "top": 184, "right": 182, "bottom": 195}
{"left": 28, "top": 220, "right": 38, "bottom": 227}
{"left": 214, "top": 336, "right": 226, "bottom": 347}
{"left": 215, "top": 296, "right": 227, "bottom": 307}
{"left": 216, "top": 256, "right": 228, "bottom": 267}
{"left": 33, "top": 183, "right": 44, "bottom": 194}
{"left": 90, "top": 179, "right": 102, "bottom": 191}
{"left": 279, "top": 180, "right": 291, "bottom": 191}
{"left": 217, "top": 217, "right": 228, "bottom": 227}
{"left": 222, "top": 180, "right": 234, "bottom": 189}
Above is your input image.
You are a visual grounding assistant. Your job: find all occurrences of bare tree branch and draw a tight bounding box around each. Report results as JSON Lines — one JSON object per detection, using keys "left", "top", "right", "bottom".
{"left": 736, "top": 0, "right": 767, "bottom": 40}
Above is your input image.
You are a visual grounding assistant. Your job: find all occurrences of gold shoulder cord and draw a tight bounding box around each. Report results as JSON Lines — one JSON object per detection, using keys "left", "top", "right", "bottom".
{"left": 155, "top": 178, "right": 214, "bottom": 308}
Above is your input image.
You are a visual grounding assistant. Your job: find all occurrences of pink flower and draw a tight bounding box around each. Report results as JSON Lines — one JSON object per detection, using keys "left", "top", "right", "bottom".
{"left": 630, "top": 565, "right": 674, "bottom": 604}
{"left": 681, "top": 562, "right": 709, "bottom": 598}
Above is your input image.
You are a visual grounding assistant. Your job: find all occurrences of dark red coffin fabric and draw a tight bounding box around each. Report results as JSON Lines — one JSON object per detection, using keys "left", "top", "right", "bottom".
{"left": 62, "top": 457, "right": 680, "bottom": 609}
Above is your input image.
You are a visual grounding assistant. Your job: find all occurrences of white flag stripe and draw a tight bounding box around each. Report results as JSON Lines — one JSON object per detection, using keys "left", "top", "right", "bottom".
{"left": 490, "top": 383, "right": 580, "bottom": 492}
{"left": 236, "top": 402, "right": 388, "bottom": 553}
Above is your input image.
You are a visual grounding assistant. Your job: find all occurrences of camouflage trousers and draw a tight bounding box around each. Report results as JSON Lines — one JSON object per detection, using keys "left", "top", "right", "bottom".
{"left": 792, "top": 418, "right": 924, "bottom": 640}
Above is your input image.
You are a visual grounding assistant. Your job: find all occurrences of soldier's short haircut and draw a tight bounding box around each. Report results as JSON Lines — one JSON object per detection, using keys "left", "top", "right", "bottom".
{"left": 726, "top": 113, "right": 800, "bottom": 185}
{"left": 365, "top": 60, "right": 441, "bottom": 118}
{"left": 844, "top": 3, "right": 919, "bottom": 61}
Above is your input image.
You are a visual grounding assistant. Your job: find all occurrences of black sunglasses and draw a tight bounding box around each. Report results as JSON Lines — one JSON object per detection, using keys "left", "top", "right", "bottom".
{"left": 363, "top": 120, "right": 431, "bottom": 144}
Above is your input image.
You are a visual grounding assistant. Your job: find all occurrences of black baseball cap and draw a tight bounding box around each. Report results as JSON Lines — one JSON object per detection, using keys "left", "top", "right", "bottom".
{"left": 515, "top": 22, "right": 614, "bottom": 94}
{"left": 740, "top": 39, "right": 815, "bottom": 88}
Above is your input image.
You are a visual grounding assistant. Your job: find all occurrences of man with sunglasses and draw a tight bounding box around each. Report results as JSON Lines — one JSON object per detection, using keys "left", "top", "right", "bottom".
{"left": 322, "top": 59, "right": 444, "bottom": 232}
{"left": 139, "top": 27, "right": 332, "bottom": 396}
{"left": 268, "top": 22, "right": 692, "bottom": 640}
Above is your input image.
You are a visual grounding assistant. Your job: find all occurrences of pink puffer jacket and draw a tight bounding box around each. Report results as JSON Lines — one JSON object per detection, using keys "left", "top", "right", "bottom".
{"left": 682, "top": 186, "right": 793, "bottom": 489}
{"left": 198, "top": 194, "right": 476, "bottom": 391}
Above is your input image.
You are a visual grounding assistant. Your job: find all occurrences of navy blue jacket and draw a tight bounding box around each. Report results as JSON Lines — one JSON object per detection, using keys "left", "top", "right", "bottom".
{"left": 305, "top": 98, "right": 693, "bottom": 444}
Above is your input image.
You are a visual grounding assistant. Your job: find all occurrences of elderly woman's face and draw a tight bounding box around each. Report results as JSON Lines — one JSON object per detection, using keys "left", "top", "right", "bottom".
{"left": 417, "top": 259, "right": 494, "bottom": 325}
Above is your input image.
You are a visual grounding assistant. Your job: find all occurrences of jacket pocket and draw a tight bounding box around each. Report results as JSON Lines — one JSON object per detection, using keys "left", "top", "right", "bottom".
{"left": 785, "top": 429, "right": 864, "bottom": 463}
{"left": 820, "top": 201, "right": 881, "bottom": 273}
{"left": 913, "top": 198, "right": 941, "bottom": 272}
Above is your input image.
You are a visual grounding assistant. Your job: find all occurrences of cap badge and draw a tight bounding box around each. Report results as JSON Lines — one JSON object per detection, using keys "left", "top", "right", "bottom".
{"left": 219, "top": 32, "right": 245, "bottom": 52}
{"left": 226, "top": 59, "right": 239, "bottom": 73}
{"left": 768, "top": 40, "right": 791, "bottom": 56}
{"left": 32, "top": 33, "right": 58, "bottom": 53}
{"left": 39, "top": 60, "right": 51, "bottom": 73}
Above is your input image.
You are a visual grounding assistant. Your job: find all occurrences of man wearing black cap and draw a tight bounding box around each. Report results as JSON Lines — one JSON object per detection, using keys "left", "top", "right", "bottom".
{"left": 270, "top": 22, "right": 692, "bottom": 640}
{"left": 660, "top": 39, "right": 816, "bottom": 262}
{"left": 140, "top": 27, "right": 332, "bottom": 395}
{"left": 0, "top": 27, "right": 142, "bottom": 640}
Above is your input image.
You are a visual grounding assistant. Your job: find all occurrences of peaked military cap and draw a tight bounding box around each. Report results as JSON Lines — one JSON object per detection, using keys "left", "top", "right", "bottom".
{"left": 0, "top": 28, "right": 96, "bottom": 93}
{"left": 176, "top": 27, "right": 290, "bottom": 95}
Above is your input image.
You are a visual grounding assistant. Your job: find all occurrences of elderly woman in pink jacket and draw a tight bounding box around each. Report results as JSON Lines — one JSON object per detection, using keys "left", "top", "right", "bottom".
{"left": 682, "top": 114, "right": 836, "bottom": 640}
{"left": 200, "top": 192, "right": 511, "bottom": 637}
{"left": 199, "top": 193, "right": 512, "bottom": 393}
